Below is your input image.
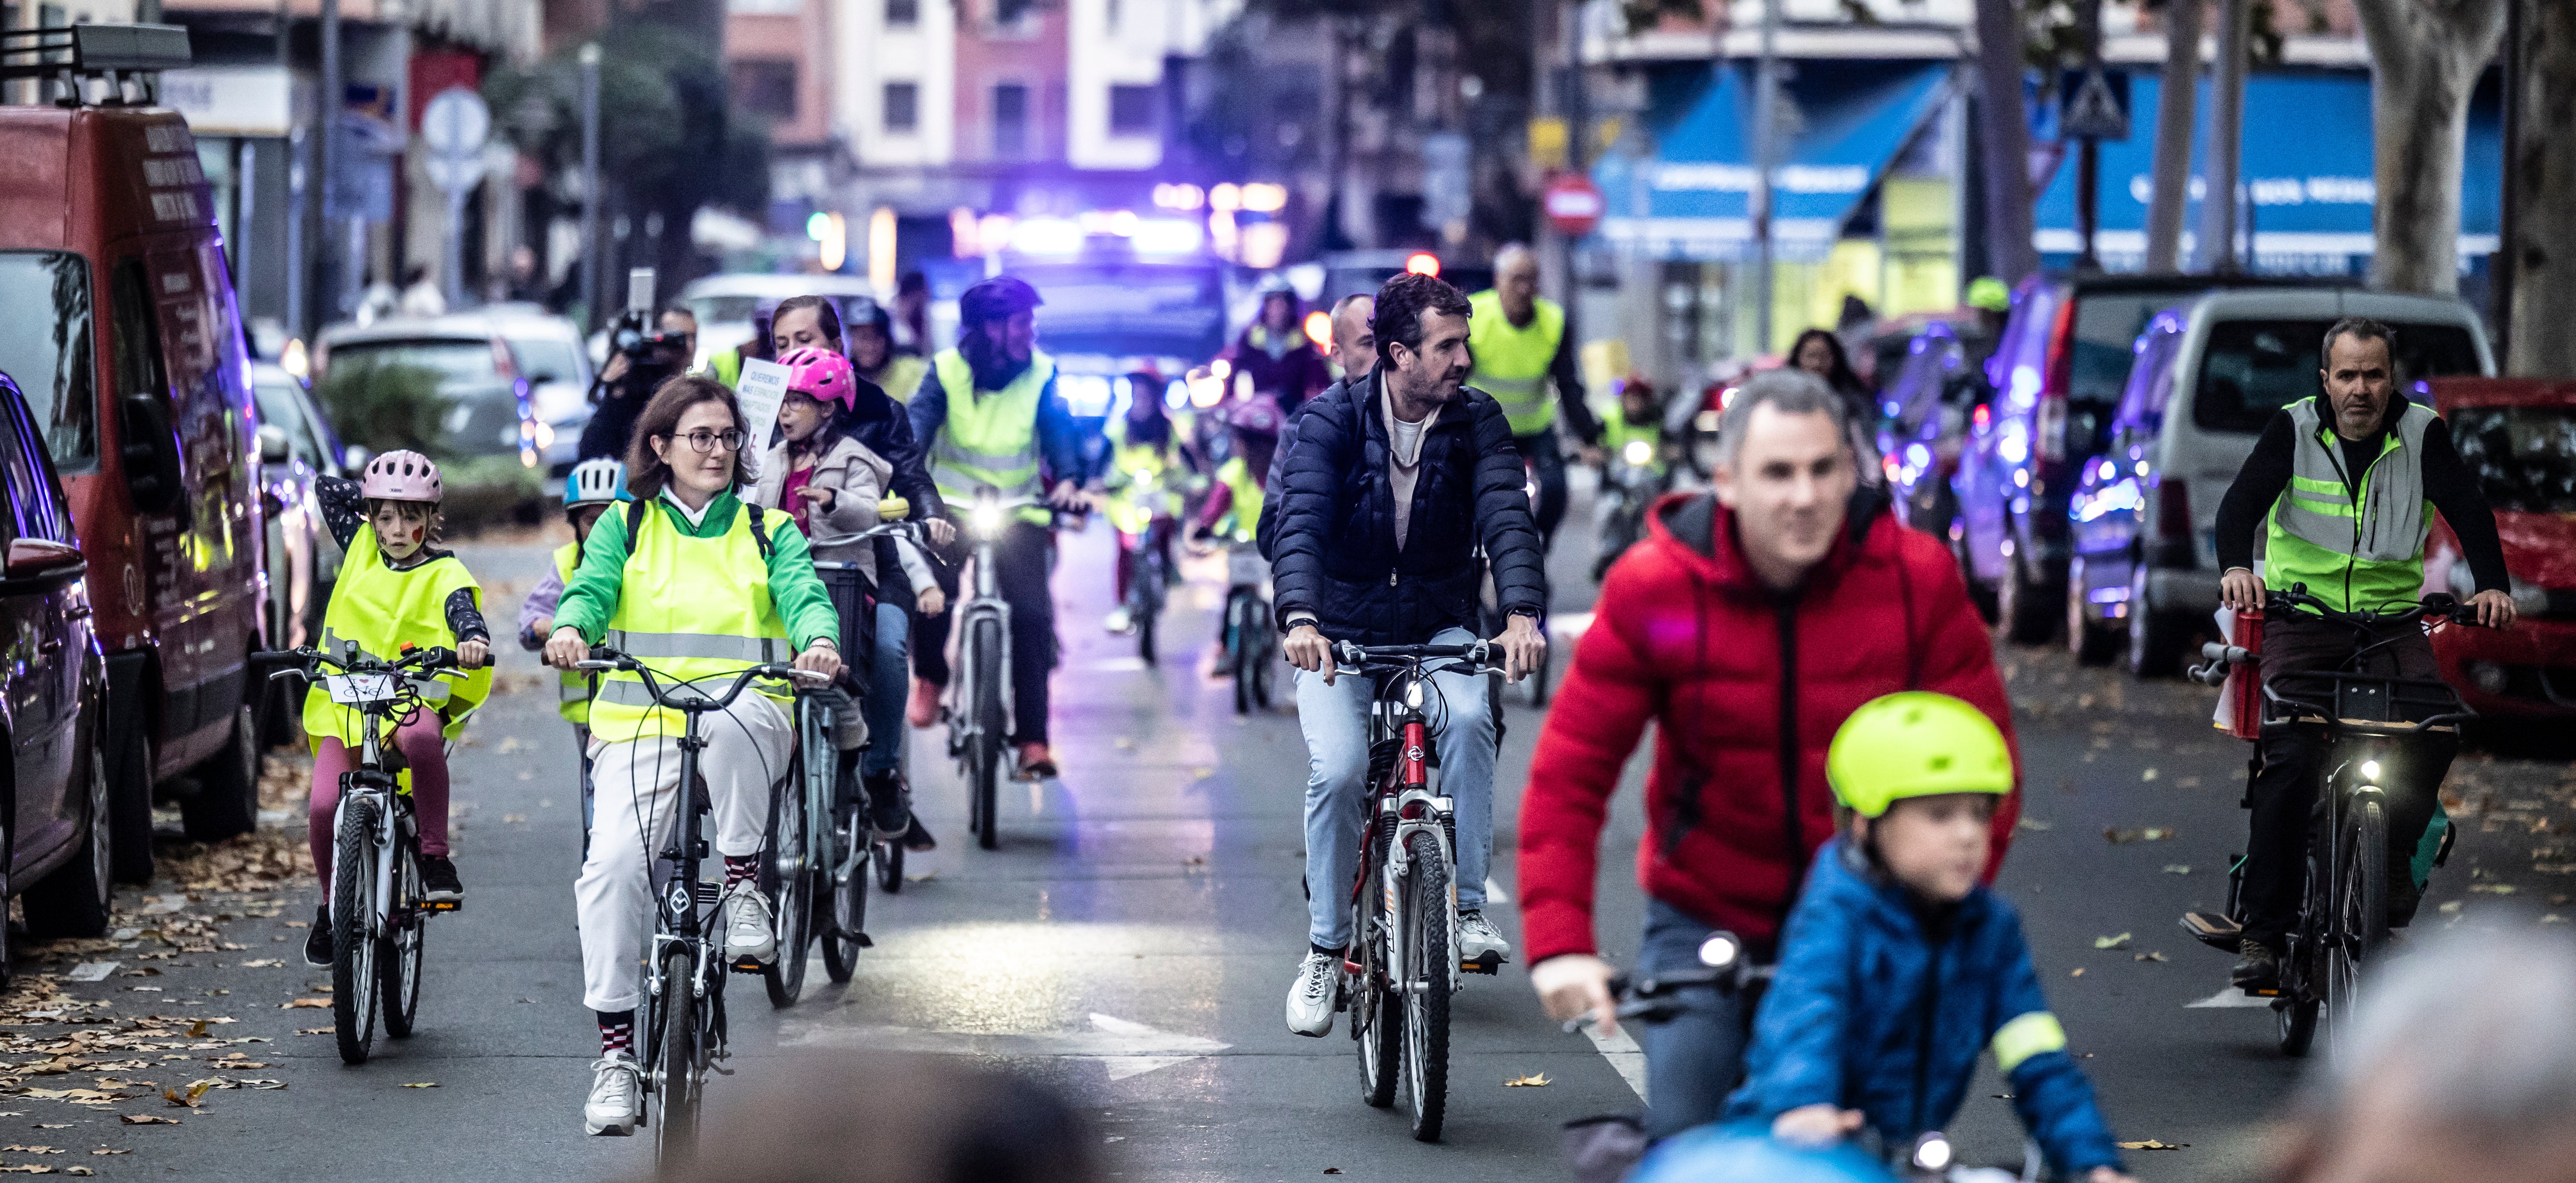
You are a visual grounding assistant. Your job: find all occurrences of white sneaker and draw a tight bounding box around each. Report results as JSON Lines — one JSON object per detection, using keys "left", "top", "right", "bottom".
{"left": 1285, "top": 951, "right": 1340, "bottom": 1037}
{"left": 583, "top": 1054, "right": 643, "bottom": 1136}
{"left": 1459, "top": 912, "right": 1511, "bottom": 963}
{"left": 722, "top": 882, "right": 777, "bottom": 964}
{"left": 1104, "top": 606, "right": 1134, "bottom": 635}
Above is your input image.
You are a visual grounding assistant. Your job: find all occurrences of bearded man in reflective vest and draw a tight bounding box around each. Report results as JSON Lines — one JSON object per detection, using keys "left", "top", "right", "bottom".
{"left": 1468, "top": 243, "right": 1603, "bottom": 548}
{"left": 904, "top": 275, "right": 1099, "bottom": 780}
{"left": 2212, "top": 317, "right": 2517, "bottom": 991}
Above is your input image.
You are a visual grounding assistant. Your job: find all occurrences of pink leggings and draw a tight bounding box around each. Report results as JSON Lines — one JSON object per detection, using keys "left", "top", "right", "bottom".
{"left": 310, "top": 711, "right": 451, "bottom": 877}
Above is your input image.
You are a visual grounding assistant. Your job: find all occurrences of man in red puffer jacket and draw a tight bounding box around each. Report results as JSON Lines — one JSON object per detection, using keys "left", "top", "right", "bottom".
{"left": 1518, "top": 368, "right": 2018, "bottom": 1139}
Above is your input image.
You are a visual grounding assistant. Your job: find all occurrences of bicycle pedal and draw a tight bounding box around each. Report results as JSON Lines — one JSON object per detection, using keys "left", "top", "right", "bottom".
{"left": 728, "top": 957, "right": 770, "bottom": 974}
{"left": 1459, "top": 953, "right": 1502, "bottom": 975}
{"left": 2244, "top": 986, "right": 2284, "bottom": 998}
{"left": 856, "top": 933, "right": 874, "bottom": 948}
{"left": 425, "top": 900, "right": 460, "bottom": 912}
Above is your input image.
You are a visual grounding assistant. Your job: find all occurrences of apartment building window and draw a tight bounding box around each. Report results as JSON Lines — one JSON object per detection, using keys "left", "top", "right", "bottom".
{"left": 1109, "top": 85, "right": 1157, "bottom": 137}
{"left": 883, "top": 82, "right": 919, "bottom": 134}
{"left": 731, "top": 59, "right": 798, "bottom": 120}
{"left": 993, "top": 83, "right": 1030, "bottom": 158}
{"left": 995, "top": 0, "right": 1036, "bottom": 25}
{"left": 885, "top": 0, "right": 918, "bottom": 25}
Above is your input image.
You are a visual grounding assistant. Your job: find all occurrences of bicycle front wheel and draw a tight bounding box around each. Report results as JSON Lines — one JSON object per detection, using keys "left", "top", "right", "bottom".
{"left": 331, "top": 798, "right": 383, "bottom": 1065}
{"left": 1400, "top": 831, "right": 1450, "bottom": 1142}
{"left": 2325, "top": 797, "right": 2388, "bottom": 1046}
{"left": 762, "top": 766, "right": 813, "bottom": 1008}
{"left": 651, "top": 944, "right": 702, "bottom": 1165}
{"left": 378, "top": 837, "right": 425, "bottom": 1039}
{"left": 969, "top": 618, "right": 1005, "bottom": 850}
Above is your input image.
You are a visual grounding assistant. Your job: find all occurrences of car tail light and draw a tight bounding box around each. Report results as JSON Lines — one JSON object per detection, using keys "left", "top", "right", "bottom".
{"left": 2037, "top": 298, "right": 2076, "bottom": 462}
{"left": 2157, "top": 477, "right": 2192, "bottom": 543}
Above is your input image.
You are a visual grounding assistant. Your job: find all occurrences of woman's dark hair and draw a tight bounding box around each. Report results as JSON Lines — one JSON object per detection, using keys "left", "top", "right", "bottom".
{"left": 1789, "top": 328, "right": 1868, "bottom": 400}
{"left": 1372, "top": 273, "right": 1472, "bottom": 368}
{"left": 624, "top": 374, "right": 757, "bottom": 499}
{"left": 772, "top": 295, "right": 847, "bottom": 354}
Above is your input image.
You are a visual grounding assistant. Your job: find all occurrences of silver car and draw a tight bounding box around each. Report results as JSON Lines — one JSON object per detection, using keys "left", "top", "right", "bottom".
{"left": 316, "top": 310, "right": 595, "bottom": 472}
{"left": 2066, "top": 288, "right": 2494, "bottom": 676}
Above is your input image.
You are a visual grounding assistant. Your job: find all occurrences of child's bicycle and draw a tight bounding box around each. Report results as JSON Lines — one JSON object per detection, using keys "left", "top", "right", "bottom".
{"left": 1218, "top": 541, "right": 1277, "bottom": 714}
{"left": 260, "top": 641, "right": 488, "bottom": 1066}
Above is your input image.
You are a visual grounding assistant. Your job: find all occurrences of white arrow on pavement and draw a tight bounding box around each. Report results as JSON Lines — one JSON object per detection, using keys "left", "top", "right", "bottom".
{"left": 780, "top": 1012, "right": 1231, "bottom": 1080}
{"left": 2185, "top": 988, "right": 2278, "bottom": 1009}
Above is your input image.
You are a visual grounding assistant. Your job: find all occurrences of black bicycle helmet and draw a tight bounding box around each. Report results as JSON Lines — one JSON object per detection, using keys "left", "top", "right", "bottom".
{"left": 960, "top": 275, "right": 1043, "bottom": 327}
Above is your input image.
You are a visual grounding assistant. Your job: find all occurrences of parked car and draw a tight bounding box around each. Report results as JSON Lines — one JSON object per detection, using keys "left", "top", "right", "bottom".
{"left": 0, "top": 31, "right": 274, "bottom": 878}
{"left": 1875, "top": 315, "right": 2001, "bottom": 580}
{"left": 251, "top": 362, "right": 344, "bottom": 653}
{"left": 676, "top": 272, "right": 878, "bottom": 375}
{"left": 2422, "top": 378, "right": 2576, "bottom": 719}
{"left": 0, "top": 371, "right": 118, "bottom": 968}
{"left": 2063, "top": 288, "right": 2493, "bottom": 675}
{"left": 485, "top": 309, "right": 593, "bottom": 474}
{"left": 1957, "top": 273, "right": 2354, "bottom": 644}
{"left": 316, "top": 312, "right": 560, "bottom": 464}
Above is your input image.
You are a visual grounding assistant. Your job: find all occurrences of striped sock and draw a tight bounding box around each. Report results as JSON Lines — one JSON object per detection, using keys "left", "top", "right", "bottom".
{"left": 724, "top": 856, "right": 759, "bottom": 888}
{"left": 597, "top": 1010, "right": 634, "bottom": 1057}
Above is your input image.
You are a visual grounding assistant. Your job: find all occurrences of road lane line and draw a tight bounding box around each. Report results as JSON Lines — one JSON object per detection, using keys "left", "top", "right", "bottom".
{"left": 777, "top": 1012, "right": 1232, "bottom": 1081}
{"left": 2186, "top": 988, "right": 2276, "bottom": 1009}
{"left": 1584, "top": 1024, "right": 1648, "bottom": 1100}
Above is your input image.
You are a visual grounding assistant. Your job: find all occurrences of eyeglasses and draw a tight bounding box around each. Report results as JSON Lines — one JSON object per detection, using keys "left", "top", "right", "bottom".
{"left": 663, "top": 428, "right": 746, "bottom": 454}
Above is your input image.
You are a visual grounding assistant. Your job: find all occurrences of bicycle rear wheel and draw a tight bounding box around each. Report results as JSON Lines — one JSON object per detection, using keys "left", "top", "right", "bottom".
{"left": 650, "top": 944, "right": 701, "bottom": 1165}
{"left": 378, "top": 834, "right": 425, "bottom": 1039}
{"left": 875, "top": 833, "right": 905, "bottom": 892}
{"left": 762, "top": 765, "right": 813, "bottom": 1007}
{"left": 1400, "top": 832, "right": 1450, "bottom": 1142}
{"left": 970, "top": 619, "right": 1005, "bottom": 850}
{"left": 821, "top": 803, "right": 869, "bottom": 984}
{"left": 331, "top": 798, "right": 382, "bottom": 1065}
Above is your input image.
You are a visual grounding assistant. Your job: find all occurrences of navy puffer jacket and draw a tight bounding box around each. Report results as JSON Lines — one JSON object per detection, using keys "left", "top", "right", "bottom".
{"left": 1269, "top": 372, "right": 1546, "bottom": 646}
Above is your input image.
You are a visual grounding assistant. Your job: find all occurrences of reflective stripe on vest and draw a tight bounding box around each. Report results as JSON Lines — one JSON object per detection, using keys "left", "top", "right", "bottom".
{"left": 929, "top": 349, "right": 1052, "bottom": 513}
{"left": 1467, "top": 289, "right": 1565, "bottom": 436}
{"left": 302, "top": 525, "right": 492, "bottom": 747}
{"left": 586, "top": 499, "right": 797, "bottom": 742}
{"left": 2263, "top": 398, "right": 2435, "bottom": 614}
{"left": 551, "top": 544, "right": 593, "bottom": 725}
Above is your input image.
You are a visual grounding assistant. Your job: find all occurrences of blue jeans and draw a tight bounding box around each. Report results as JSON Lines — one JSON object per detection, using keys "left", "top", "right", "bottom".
{"left": 1635, "top": 898, "right": 1755, "bottom": 1140}
{"left": 862, "top": 601, "right": 910, "bottom": 777}
{"left": 1295, "top": 625, "right": 1495, "bottom": 950}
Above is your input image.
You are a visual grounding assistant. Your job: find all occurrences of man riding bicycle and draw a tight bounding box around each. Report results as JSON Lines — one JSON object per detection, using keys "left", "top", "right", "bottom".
{"left": 1468, "top": 244, "right": 1601, "bottom": 548}
{"left": 1271, "top": 272, "right": 1547, "bottom": 1036}
{"left": 2213, "top": 317, "right": 2515, "bottom": 990}
{"left": 905, "top": 275, "right": 1095, "bottom": 780}
{"left": 543, "top": 376, "right": 842, "bottom": 1136}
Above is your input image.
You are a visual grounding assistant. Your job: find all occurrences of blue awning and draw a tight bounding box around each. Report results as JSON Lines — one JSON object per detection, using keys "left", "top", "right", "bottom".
{"left": 2034, "top": 69, "right": 2500, "bottom": 272}
{"left": 1594, "top": 60, "right": 1954, "bottom": 262}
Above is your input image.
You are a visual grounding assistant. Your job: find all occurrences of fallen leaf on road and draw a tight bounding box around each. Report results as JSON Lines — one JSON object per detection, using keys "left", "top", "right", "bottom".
{"left": 2134, "top": 951, "right": 2170, "bottom": 962}
{"left": 0, "top": 1148, "right": 62, "bottom": 1154}
{"left": 401, "top": 1082, "right": 438, "bottom": 1089}
{"left": 496, "top": 736, "right": 523, "bottom": 755}
{"left": 2544, "top": 914, "right": 2568, "bottom": 925}
{"left": 2470, "top": 883, "right": 2518, "bottom": 895}
{"left": 2070, "top": 968, "right": 2085, "bottom": 978}
{"left": 160, "top": 1081, "right": 210, "bottom": 1109}
{"left": 2162, "top": 865, "right": 2191, "bottom": 875}
{"left": 233, "top": 1081, "right": 284, "bottom": 1090}
{"left": 2104, "top": 827, "right": 2177, "bottom": 844}
{"left": 2142, "top": 768, "right": 2159, "bottom": 782}
{"left": 237, "top": 959, "right": 281, "bottom": 969}
{"left": 2093, "top": 933, "right": 2133, "bottom": 950}
{"left": 115, "top": 1116, "right": 176, "bottom": 1126}
{"left": 502, "top": 814, "right": 527, "bottom": 825}
{"left": 0, "top": 1166, "right": 57, "bottom": 1175}
{"left": 185, "top": 1022, "right": 207, "bottom": 1039}
{"left": 280, "top": 999, "right": 330, "bottom": 1010}
{"left": 2117, "top": 1140, "right": 2188, "bottom": 1151}
{"left": 2440, "top": 901, "right": 2464, "bottom": 914}
{"left": 2016, "top": 818, "right": 2053, "bottom": 832}
{"left": 86, "top": 1151, "right": 125, "bottom": 1156}
{"left": 1502, "top": 1073, "right": 1551, "bottom": 1087}
{"left": 903, "top": 872, "right": 936, "bottom": 884}
{"left": 293, "top": 1028, "right": 332, "bottom": 1036}
{"left": 282, "top": 922, "right": 307, "bottom": 929}
{"left": 1323, "top": 1170, "right": 1341, "bottom": 1176}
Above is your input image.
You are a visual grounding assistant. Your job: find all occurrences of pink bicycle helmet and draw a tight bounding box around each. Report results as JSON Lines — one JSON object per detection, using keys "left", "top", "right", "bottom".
{"left": 360, "top": 450, "right": 443, "bottom": 502}
{"left": 1226, "top": 394, "right": 1283, "bottom": 441}
{"left": 778, "top": 346, "right": 860, "bottom": 411}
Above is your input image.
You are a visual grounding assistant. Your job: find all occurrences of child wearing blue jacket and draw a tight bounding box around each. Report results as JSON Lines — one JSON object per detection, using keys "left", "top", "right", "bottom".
{"left": 1724, "top": 692, "right": 2134, "bottom": 1182}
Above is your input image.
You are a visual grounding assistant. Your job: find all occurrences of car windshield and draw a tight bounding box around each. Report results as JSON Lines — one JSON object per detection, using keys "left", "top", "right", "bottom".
{"left": 2071, "top": 292, "right": 2190, "bottom": 409}
{"left": 507, "top": 335, "right": 585, "bottom": 384}
{"left": 0, "top": 252, "right": 96, "bottom": 472}
{"left": 2193, "top": 320, "right": 2484, "bottom": 433}
{"left": 685, "top": 295, "right": 769, "bottom": 325}
{"left": 253, "top": 379, "right": 325, "bottom": 468}
{"left": 329, "top": 339, "right": 500, "bottom": 385}
{"left": 2449, "top": 405, "right": 2576, "bottom": 514}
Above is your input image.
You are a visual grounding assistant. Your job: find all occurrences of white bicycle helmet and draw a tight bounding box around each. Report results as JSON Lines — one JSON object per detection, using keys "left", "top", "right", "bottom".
{"left": 564, "top": 457, "right": 629, "bottom": 510}
{"left": 360, "top": 450, "right": 442, "bottom": 502}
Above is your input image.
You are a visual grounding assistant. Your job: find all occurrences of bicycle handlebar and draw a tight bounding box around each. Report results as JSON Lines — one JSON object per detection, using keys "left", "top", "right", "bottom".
{"left": 257, "top": 643, "right": 489, "bottom": 684}
{"left": 2187, "top": 588, "right": 2484, "bottom": 687}
{"left": 572, "top": 645, "right": 829, "bottom": 713}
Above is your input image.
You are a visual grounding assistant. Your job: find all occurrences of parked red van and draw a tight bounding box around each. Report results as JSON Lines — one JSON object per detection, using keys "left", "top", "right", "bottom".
{"left": 2425, "top": 378, "right": 2576, "bottom": 721}
{"left": 0, "top": 25, "right": 269, "bottom": 879}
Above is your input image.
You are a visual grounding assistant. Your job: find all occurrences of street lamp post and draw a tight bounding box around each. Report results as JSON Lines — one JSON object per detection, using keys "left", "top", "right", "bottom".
{"left": 578, "top": 42, "right": 602, "bottom": 334}
{"left": 1750, "top": 0, "right": 1782, "bottom": 355}
{"left": 315, "top": 0, "right": 340, "bottom": 324}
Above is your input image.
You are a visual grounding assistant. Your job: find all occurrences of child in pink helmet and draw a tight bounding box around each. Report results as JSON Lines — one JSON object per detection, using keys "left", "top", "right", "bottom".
{"left": 300, "top": 451, "right": 492, "bottom": 967}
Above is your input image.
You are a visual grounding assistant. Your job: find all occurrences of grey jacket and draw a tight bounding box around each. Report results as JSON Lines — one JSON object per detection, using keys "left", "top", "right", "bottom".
{"left": 747, "top": 434, "right": 935, "bottom": 594}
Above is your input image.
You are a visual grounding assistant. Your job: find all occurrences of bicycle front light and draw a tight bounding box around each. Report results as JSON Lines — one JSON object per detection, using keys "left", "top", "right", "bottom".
{"left": 2360, "top": 759, "right": 2383, "bottom": 784}
{"left": 1623, "top": 440, "right": 1654, "bottom": 466}
{"left": 1696, "top": 933, "right": 1739, "bottom": 970}
{"left": 1404, "top": 679, "right": 1425, "bottom": 710}
{"left": 1910, "top": 1131, "right": 1954, "bottom": 1173}
{"left": 971, "top": 502, "right": 1003, "bottom": 537}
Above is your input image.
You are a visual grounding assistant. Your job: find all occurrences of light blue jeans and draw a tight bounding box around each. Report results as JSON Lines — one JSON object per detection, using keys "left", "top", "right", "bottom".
{"left": 1634, "top": 898, "right": 1754, "bottom": 1139}
{"left": 1296, "top": 626, "right": 1495, "bottom": 950}
{"left": 862, "top": 601, "right": 909, "bottom": 777}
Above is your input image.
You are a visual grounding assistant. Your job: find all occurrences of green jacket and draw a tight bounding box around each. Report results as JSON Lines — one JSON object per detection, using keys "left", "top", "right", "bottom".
{"left": 553, "top": 488, "right": 841, "bottom": 652}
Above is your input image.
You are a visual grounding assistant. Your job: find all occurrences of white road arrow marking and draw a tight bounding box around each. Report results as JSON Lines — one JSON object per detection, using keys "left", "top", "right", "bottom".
{"left": 779, "top": 1012, "right": 1231, "bottom": 1080}
{"left": 2186, "top": 988, "right": 2278, "bottom": 1009}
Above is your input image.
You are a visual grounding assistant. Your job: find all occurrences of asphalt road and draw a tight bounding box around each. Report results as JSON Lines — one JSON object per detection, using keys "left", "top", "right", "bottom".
{"left": 14, "top": 473, "right": 2571, "bottom": 1182}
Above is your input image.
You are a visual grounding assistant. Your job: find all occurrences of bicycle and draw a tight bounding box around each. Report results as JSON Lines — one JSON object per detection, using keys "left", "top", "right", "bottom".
{"left": 1219, "top": 541, "right": 1277, "bottom": 714}
{"left": 570, "top": 648, "right": 829, "bottom": 1162}
{"left": 813, "top": 517, "right": 933, "bottom": 948}
{"left": 2181, "top": 587, "right": 2477, "bottom": 1057}
{"left": 1332, "top": 640, "right": 1500, "bottom": 1143}
{"left": 1591, "top": 439, "right": 1665, "bottom": 583}
{"left": 944, "top": 489, "right": 1047, "bottom": 850}
{"left": 261, "top": 641, "right": 485, "bottom": 1066}
{"left": 1111, "top": 466, "right": 1180, "bottom": 667}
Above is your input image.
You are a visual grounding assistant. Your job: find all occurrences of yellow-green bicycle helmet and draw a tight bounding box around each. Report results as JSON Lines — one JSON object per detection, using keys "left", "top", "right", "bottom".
{"left": 1965, "top": 276, "right": 2011, "bottom": 313}
{"left": 1827, "top": 692, "right": 2013, "bottom": 818}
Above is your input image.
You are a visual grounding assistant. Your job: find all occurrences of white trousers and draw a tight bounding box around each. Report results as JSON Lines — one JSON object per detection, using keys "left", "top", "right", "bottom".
{"left": 575, "top": 693, "right": 792, "bottom": 1013}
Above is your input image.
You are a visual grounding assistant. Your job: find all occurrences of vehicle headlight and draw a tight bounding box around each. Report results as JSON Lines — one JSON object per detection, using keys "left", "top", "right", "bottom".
{"left": 1622, "top": 440, "right": 1653, "bottom": 466}
{"left": 971, "top": 503, "right": 1003, "bottom": 537}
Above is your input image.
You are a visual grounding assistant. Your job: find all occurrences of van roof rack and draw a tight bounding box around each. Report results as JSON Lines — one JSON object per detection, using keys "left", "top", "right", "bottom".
{"left": 0, "top": 23, "right": 191, "bottom": 107}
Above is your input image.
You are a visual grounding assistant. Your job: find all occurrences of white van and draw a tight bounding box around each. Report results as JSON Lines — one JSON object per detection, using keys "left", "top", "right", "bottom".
{"left": 2065, "top": 288, "right": 2493, "bottom": 675}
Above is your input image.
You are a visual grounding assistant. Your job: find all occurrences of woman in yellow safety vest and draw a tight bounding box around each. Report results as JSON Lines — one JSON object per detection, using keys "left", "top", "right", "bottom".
{"left": 539, "top": 376, "right": 842, "bottom": 1136}
{"left": 300, "top": 451, "right": 494, "bottom": 967}
{"left": 1103, "top": 367, "right": 1186, "bottom": 635}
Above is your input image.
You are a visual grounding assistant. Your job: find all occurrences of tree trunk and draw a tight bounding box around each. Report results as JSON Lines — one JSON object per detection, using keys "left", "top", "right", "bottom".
{"left": 2354, "top": 0, "right": 2506, "bottom": 296}
{"left": 2509, "top": 0, "right": 2576, "bottom": 375}
{"left": 1973, "top": 0, "right": 2040, "bottom": 284}
{"left": 2145, "top": 0, "right": 2203, "bottom": 273}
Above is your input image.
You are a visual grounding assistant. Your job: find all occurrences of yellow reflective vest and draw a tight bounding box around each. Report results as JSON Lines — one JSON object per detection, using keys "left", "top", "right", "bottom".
{"left": 304, "top": 526, "right": 493, "bottom": 748}
{"left": 872, "top": 354, "right": 930, "bottom": 403}
{"left": 550, "top": 543, "right": 594, "bottom": 726}
{"left": 1468, "top": 289, "right": 1566, "bottom": 437}
{"left": 2264, "top": 398, "right": 2436, "bottom": 614}
{"left": 586, "top": 500, "right": 803, "bottom": 742}
{"left": 929, "top": 348, "right": 1055, "bottom": 525}
{"left": 1210, "top": 456, "right": 1264, "bottom": 544}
